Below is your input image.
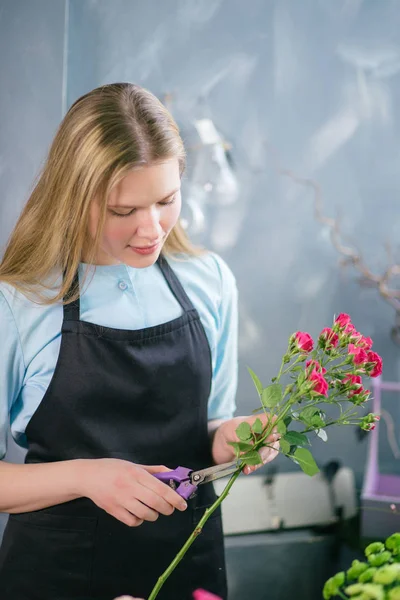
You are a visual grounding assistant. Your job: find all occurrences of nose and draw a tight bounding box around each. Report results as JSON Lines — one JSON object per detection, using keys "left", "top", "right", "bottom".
{"left": 136, "top": 206, "right": 163, "bottom": 241}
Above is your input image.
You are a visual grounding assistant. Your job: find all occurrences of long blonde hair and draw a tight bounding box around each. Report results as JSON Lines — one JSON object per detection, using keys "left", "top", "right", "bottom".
{"left": 0, "top": 83, "right": 200, "bottom": 304}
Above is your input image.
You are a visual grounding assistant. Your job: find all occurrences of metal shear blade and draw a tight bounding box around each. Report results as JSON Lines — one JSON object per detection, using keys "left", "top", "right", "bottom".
{"left": 190, "top": 461, "right": 238, "bottom": 485}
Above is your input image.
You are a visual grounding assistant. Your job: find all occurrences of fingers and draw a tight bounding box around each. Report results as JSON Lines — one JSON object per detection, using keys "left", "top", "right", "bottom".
{"left": 136, "top": 468, "right": 187, "bottom": 512}
{"left": 259, "top": 440, "right": 280, "bottom": 464}
{"left": 107, "top": 464, "right": 187, "bottom": 527}
{"left": 112, "top": 507, "right": 144, "bottom": 528}
{"left": 243, "top": 434, "right": 280, "bottom": 475}
{"left": 125, "top": 498, "right": 160, "bottom": 522}
{"left": 134, "top": 484, "right": 175, "bottom": 517}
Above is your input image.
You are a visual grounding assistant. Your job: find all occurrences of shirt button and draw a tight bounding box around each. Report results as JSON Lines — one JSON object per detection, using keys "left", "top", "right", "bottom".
{"left": 118, "top": 280, "right": 128, "bottom": 291}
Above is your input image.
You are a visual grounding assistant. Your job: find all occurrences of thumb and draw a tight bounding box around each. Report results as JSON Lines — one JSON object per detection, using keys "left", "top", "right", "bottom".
{"left": 113, "top": 596, "right": 144, "bottom": 600}
{"left": 139, "top": 464, "right": 172, "bottom": 474}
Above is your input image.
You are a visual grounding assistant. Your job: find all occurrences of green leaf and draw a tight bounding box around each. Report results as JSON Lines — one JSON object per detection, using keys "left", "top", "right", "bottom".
{"left": 293, "top": 448, "right": 319, "bottom": 476}
{"left": 276, "top": 420, "right": 287, "bottom": 435}
{"left": 252, "top": 418, "right": 263, "bottom": 435}
{"left": 279, "top": 438, "right": 290, "bottom": 454}
{"left": 227, "top": 441, "right": 239, "bottom": 458}
{"left": 310, "top": 414, "right": 325, "bottom": 428}
{"left": 283, "top": 431, "right": 309, "bottom": 446}
{"left": 261, "top": 384, "right": 282, "bottom": 408}
{"left": 300, "top": 407, "right": 319, "bottom": 423}
{"left": 228, "top": 441, "right": 254, "bottom": 453}
{"left": 236, "top": 421, "right": 252, "bottom": 441}
{"left": 248, "top": 367, "right": 263, "bottom": 396}
{"left": 242, "top": 450, "right": 263, "bottom": 466}
{"left": 297, "top": 372, "right": 305, "bottom": 386}
{"left": 283, "top": 416, "right": 292, "bottom": 428}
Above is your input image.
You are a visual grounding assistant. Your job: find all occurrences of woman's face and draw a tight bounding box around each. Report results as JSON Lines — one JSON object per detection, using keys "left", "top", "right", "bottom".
{"left": 89, "top": 158, "right": 182, "bottom": 267}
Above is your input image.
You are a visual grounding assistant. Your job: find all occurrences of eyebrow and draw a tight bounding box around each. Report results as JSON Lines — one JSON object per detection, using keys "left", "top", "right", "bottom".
{"left": 108, "top": 188, "right": 180, "bottom": 209}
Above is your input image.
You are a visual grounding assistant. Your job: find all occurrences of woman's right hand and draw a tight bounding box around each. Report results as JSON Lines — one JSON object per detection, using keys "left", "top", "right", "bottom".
{"left": 78, "top": 458, "right": 187, "bottom": 527}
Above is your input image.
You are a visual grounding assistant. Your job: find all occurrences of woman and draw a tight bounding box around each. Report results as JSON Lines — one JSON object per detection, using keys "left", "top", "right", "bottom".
{"left": 0, "top": 83, "right": 279, "bottom": 600}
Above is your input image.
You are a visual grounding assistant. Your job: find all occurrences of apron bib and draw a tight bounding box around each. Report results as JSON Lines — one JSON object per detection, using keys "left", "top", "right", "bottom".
{"left": 0, "top": 256, "right": 227, "bottom": 600}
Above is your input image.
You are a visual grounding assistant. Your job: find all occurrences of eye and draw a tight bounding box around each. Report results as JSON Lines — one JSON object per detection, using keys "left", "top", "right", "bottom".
{"left": 109, "top": 208, "right": 137, "bottom": 218}
{"left": 158, "top": 195, "right": 176, "bottom": 207}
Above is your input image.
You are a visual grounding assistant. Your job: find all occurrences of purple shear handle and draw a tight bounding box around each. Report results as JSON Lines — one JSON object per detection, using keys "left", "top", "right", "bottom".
{"left": 154, "top": 466, "right": 198, "bottom": 500}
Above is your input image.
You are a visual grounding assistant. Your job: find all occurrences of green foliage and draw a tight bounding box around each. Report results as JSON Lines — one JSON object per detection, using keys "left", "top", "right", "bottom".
{"left": 366, "top": 543, "right": 386, "bottom": 557}
{"left": 276, "top": 420, "right": 287, "bottom": 435}
{"left": 227, "top": 441, "right": 253, "bottom": 459}
{"left": 323, "top": 533, "right": 400, "bottom": 599}
{"left": 252, "top": 418, "right": 263, "bottom": 435}
{"left": 283, "top": 431, "right": 309, "bottom": 446}
{"left": 386, "top": 534, "right": 400, "bottom": 555}
{"left": 235, "top": 422, "right": 252, "bottom": 441}
{"left": 261, "top": 384, "right": 282, "bottom": 408}
{"left": 279, "top": 438, "right": 290, "bottom": 454}
{"left": 247, "top": 367, "right": 263, "bottom": 396}
{"left": 347, "top": 560, "right": 369, "bottom": 581}
{"left": 241, "top": 450, "right": 262, "bottom": 466}
{"left": 292, "top": 448, "right": 319, "bottom": 476}
{"left": 388, "top": 587, "right": 400, "bottom": 600}
{"left": 283, "top": 415, "right": 292, "bottom": 428}
{"left": 368, "top": 552, "right": 392, "bottom": 568}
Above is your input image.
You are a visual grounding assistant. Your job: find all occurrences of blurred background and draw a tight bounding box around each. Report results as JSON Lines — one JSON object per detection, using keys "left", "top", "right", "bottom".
{"left": 1, "top": 1, "right": 400, "bottom": 598}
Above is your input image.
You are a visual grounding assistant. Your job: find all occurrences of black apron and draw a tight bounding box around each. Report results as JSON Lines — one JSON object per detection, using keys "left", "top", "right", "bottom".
{"left": 0, "top": 256, "right": 227, "bottom": 600}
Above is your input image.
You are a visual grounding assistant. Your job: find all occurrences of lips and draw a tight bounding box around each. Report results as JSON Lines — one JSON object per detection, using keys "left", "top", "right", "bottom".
{"left": 129, "top": 241, "right": 161, "bottom": 255}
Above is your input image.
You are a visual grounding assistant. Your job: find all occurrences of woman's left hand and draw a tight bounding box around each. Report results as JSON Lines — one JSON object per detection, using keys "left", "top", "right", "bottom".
{"left": 212, "top": 414, "right": 280, "bottom": 474}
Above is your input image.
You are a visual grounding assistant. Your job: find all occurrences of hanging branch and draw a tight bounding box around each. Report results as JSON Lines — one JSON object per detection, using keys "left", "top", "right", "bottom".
{"left": 269, "top": 153, "right": 400, "bottom": 344}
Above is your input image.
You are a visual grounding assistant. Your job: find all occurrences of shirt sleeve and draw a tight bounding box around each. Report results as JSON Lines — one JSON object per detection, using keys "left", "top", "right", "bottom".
{"left": 0, "top": 290, "right": 25, "bottom": 459}
{"left": 207, "top": 255, "right": 238, "bottom": 420}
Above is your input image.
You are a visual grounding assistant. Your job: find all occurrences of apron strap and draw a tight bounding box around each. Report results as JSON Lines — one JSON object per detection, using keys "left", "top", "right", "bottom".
{"left": 157, "top": 255, "right": 195, "bottom": 313}
{"left": 62, "top": 269, "right": 80, "bottom": 322}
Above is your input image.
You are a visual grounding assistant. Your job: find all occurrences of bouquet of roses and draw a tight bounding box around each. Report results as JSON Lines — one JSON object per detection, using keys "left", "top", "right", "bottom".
{"left": 148, "top": 313, "right": 382, "bottom": 599}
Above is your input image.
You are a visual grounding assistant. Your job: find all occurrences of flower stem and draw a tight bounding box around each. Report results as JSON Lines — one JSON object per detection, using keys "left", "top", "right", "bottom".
{"left": 147, "top": 467, "right": 242, "bottom": 599}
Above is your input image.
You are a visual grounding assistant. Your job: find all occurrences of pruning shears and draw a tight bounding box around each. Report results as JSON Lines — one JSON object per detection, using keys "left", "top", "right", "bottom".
{"left": 154, "top": 461, "right": 239, "bottom": 500}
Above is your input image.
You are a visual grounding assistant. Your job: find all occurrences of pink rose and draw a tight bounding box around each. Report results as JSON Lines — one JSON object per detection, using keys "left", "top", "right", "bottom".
{"left": 367, "top": 351, "right": 383, "bottom": 378}
{"left": 319, "top": 327, "right": 339, "bottom": 348}
{"left": 294, "top": 332, "right": 314, "bottom": 353}
{"left": 335, "top": 313, "right": 352, "bottom": 328}
{"left": 344, "top": 323, "right": 356, "bottom": 335}
{"left": 357, "top": 335, "right": 373, "bottom": 350}
{"left": 306, "top": 359, "right": 326, "bottom": 374}
{"left": 348, "top": 329, "right": 373, "bottom": 350}
{"left": 348, "top": 343, "right": 368, "bottom": 366}
{"left": 343, "top": 374, "right": 363, "bottom": 397}
{"left": 368, "top": 415, "right": 380, "bottom": 429}
{"left": 308, "top": 369, "right": 329, "bottom": 396}
{"left": 193, "top": 590, "right": 222, "bottom": 600}
{"left": 356, "top": 388, "right": 371, "bottom": 404}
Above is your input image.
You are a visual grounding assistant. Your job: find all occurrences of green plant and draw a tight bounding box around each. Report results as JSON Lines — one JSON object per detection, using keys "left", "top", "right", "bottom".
{"left": 148, "top": 313, "right": 383, "bottom": 599}
{"left": 323, "top": 533, "right": 400, "bottom": 599}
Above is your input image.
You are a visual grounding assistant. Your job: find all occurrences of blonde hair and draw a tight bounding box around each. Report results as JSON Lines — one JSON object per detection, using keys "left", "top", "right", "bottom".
{"left": 0, "top": 83, "right": 201, "bottom": 304}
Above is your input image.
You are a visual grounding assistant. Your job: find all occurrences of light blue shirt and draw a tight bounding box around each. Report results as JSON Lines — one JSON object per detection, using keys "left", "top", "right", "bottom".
{"left": 0, "top": 252, "right": 238, "bottom": 460}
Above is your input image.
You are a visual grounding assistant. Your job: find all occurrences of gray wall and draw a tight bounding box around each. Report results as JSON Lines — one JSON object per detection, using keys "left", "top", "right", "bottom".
{"left": 67, "top": 0, "right": 400, "bottom": 483}
{"left": 0, "top": 0, "right": 67, "bottom": 532}
{"left": 1, "top": 0, "right": 400, "bottom": 536}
